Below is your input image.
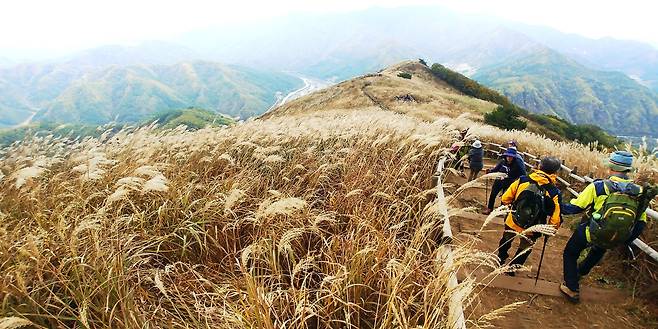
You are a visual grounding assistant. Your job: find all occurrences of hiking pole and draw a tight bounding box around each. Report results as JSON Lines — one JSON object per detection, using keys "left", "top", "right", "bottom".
{"left": 534, "top": 235, "right": 548, "bottom": 286}
{"left": 485, "top": 178, "right": 489, "bottom": 207}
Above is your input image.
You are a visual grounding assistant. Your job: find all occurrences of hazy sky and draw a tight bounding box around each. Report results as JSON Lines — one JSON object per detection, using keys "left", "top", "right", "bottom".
{"left": 1, "top": 0, "right": 657, "bottom": 53}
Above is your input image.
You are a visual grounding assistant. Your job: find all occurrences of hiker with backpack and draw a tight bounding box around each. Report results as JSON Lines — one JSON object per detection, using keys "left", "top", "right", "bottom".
{"left": 468, "top": 140, "right": 484, "bottom": 181}
{"left": 559, "top": 151, "right": 654, "bottom": 303}
{"left": 483, "top": 147, "right": 527, "bottom": 215}
{"left": 496, "top": 157, "right": 563, "bottom": 274}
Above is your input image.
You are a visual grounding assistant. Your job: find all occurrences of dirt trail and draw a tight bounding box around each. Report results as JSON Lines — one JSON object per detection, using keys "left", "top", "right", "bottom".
{"left": 446, "top": 158, "right": 658, "bottom": 328}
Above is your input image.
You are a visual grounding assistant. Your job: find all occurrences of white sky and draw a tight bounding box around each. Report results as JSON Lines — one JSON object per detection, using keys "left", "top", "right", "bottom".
{"left": 1, "top": 0, "right": 657, "bottom": 52}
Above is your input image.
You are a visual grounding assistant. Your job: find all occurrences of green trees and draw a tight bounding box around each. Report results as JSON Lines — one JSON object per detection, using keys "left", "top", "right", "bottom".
{"left": 431, "top": 63, "right": 528, "bottom": 131}
{"left": 397, "top": 72, "right": 412, "bottom": 79}
{"left": 430, "top": 62, "right": 619, "bottom": 148}
{"left": 148, "top": 108, "right": 235, "bottom": 130}
{"left": 430, "top": 64, "right": 518, "bottom": 110}
{"left": 484, "top": 105, "right": 527, "bottom": 130}
{"left": 565, "top": 124, "right": 619, "bottom": 148}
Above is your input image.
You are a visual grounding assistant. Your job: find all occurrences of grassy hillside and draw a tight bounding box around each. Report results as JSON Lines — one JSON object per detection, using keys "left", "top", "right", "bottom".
{"left": 0, "top": 61, "right": 302, "bottom": 127}
{"left": 0, "top": 108, "right": 234, "bottom": 146}
{"left": 473, "top": 49, "right": 658, "bottom": 136}
{"left": 262, "top": 61, "right": 499, "bottom": 122}
{"left": 148, "top": 108, "right": 236, "bottom": 129}
{"left": 0, "top": 122, "right": 103, "bottom": 146}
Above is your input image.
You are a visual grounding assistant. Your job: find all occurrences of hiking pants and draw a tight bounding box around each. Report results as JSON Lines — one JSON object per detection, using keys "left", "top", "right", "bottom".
{"left": 468, "top": 165, "right": 482, "bottom": 181}
{"left": 563, "top": 222, "right": 607, "bottom": 292}
{"left": 487, "top": 179, "right": 511, "bottom": 210}
{"left": 498, "top": 224, "right": 540, "bottom": 266}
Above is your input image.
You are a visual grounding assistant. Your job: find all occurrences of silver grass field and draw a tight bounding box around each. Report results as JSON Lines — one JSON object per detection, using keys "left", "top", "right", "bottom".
{"left": 0, "top": 110, "right": 655, "bottom": 328}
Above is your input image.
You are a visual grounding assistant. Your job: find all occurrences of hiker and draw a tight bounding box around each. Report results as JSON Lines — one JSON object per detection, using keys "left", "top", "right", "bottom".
{"left": 460, "top": 128, "right": 469, "bottom": 140}
{"left": 497, "top": 157, "right": 563, "bottom": 274}
{"left": 468, "top": 140, "right": 484, "bottom": 181}
{"left": 559, "top": 151, "right": 654, "bottom": 303}
{"left": 506, "top": 140, "right": 524, "bottom": 161}
{"left": 450, "top": 128, "right": 470, "bottom": 172}
{"left": 483, "top": 147, "right": 527, "bottom": 215}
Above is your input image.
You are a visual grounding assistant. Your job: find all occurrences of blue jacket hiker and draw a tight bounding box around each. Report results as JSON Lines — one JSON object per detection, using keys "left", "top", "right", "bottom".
{"left": 483, "top": 147, "right": 527, "bottom": 214}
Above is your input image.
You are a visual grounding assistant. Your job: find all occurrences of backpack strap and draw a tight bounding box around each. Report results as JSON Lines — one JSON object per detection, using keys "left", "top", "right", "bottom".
{"left": 544, "top": 184, "right": 560, "bottom": 198}
{"left": 603, "top": 179, "right": 641, "bottom": 196}
{"left": 594, "top": 180, "right": 610, "bottom": 196}
{"left": 518, "top": 175, "right": 533, "bottom": 184}
{"left": 532, "top": 172, "right": 558, "bottom": 197}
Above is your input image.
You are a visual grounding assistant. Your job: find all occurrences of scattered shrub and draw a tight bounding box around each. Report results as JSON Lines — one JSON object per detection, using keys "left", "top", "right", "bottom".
{"left": 484, "top": 105, "right": 527, "bottom": 130}
{"left": 397, "top": 72, "right": 412, "bottom": 79}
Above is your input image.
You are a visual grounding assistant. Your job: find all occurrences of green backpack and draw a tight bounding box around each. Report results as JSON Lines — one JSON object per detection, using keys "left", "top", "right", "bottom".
{"left": 589, "top": 181, "right": 642, "bottom": 249}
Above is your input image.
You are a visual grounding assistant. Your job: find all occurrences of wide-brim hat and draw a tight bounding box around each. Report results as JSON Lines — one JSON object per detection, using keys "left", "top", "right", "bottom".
{"left": 606, "top": 151, "right": 633, "bottom": 172}
{"left": 472, "top": 140, "right": 482, "bottom": 148}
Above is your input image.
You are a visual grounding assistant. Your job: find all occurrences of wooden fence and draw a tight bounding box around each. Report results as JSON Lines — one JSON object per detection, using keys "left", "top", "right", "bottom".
{"left": 483, "top": 142, "right": 658, "bottom": 263}
{"left": 434, "top": 157, "right": 467, "bottom": 329}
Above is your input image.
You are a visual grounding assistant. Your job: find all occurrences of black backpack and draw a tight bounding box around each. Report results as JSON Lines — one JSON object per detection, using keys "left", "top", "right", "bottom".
{"left": 512, "top": 179, "right": 555, "bottom": 229}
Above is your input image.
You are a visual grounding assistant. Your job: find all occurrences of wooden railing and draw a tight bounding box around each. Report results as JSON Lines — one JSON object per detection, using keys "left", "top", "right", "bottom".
{"left": 434, "top": 157, "right": 467, "bottom": 329}
{"left": 482, "top": 142, "right": 658, "bottom": 263}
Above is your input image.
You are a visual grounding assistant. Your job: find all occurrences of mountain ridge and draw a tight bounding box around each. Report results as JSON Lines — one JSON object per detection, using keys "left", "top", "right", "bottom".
{"left": 0, "top": 60, "right": 303, "bottom": 127}
{"left": 474, "top": 48, "right": 658, "bottom": 136}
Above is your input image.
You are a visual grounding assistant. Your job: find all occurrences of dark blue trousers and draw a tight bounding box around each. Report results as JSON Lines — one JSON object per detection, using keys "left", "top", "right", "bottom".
{"left": 563, "top": 222, "right": 607, "bottom": 291}
{"left": 487, "top": 179, "right": 512, "bottom": 210}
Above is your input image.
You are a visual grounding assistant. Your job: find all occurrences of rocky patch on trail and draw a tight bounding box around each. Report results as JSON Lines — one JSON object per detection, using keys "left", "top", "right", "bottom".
{"left": 394, "top": 94, "right": 417, "bottom": 103}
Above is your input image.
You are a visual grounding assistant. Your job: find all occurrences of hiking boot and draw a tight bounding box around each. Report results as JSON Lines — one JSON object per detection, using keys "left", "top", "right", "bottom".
{"left": 559, "top": 283, "right": 580, "bottom": 303}
{"left": 482, "top": 208, "right": 492, "bottom": 215}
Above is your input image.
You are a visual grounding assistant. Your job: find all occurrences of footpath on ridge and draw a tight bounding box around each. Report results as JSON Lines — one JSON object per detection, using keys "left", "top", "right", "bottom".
{"left": 442, "top": 155, "right": 658, "bottom": 328}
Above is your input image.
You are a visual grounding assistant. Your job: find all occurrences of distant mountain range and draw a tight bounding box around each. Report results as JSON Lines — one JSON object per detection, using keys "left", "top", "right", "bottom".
{"left": 0, "top": 54, "right": 302, "bottom": 127}
{"left": 173, "top": 6, "right": 658, "bottom": 135}
{"left": 0, "top": 57, "right": 12, "bottom": 67}
{"left": 474, "top": 49, "right": 658, "bottom": 136}
{"left": 2, "top": 5, "right": 658, "bottom": 136}
{"left": 57, "top": 41, "right": 201, "bottom": 67}
{"left": 516, "top": 25, "right": 658, "bottom": 92}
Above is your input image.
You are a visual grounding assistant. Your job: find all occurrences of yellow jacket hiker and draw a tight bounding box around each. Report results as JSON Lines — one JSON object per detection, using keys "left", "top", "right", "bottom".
{"left": 502, "top": 171, "right": 562, "bottom": 233}
{"left": 496, "top": 157, "right": 563, "bottom": 275}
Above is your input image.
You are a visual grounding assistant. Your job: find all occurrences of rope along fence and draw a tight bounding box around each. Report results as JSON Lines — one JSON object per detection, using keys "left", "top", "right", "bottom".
{"left": 482, "top": 142, "right": 658, "bottom": 263}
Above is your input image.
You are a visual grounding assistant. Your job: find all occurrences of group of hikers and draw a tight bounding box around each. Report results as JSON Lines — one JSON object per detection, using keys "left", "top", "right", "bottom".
{"left": 451, "top": 130, "right": 655, "bottom": 303}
